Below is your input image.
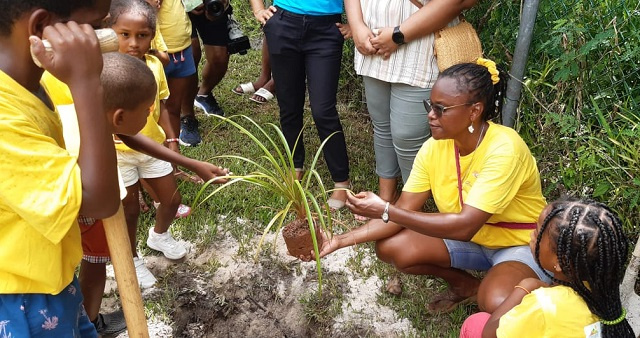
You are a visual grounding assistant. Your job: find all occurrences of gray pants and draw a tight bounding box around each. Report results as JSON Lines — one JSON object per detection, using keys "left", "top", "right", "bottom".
{"left": 363, "top": 76, "right": 431, "bottom": 183}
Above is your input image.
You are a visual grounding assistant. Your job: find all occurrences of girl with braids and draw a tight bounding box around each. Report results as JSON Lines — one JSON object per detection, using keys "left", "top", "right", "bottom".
{"left": 316, "top": 60, "right": 549, "bottom": 314}
{"left": 460, "top": 198, "right": 634, "bottom": 337}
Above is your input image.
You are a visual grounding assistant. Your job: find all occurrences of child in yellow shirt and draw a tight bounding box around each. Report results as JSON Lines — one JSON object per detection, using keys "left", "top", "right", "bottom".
{"left": 107, "top": 0, "right": 230, "bottom": 287}
{"left": 460, "top": 198, "right": 635, "bottom": 338}
{"left": 0, "top": 1, "right": 117, "bottom": 336}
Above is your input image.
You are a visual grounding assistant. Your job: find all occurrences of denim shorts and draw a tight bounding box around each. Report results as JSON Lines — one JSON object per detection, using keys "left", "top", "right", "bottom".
{"left": 164, "top": 46, "right": 197, "bottom": 78}
{"left": 0, "top": 277, "right": 97, "bottom": 337}
{"left": 443, "top": 239, "right": 552, "bottom": 283}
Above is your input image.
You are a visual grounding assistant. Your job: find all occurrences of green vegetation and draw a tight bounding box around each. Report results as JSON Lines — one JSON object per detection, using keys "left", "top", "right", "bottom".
{"left": 134, "top": 1, "right": 639, "bottom": 336}
{"left": 468, "top": 0, "right": 640, "bottom": 235}
{"left": 193, "top": 114, "right": 337, "bottom": 291}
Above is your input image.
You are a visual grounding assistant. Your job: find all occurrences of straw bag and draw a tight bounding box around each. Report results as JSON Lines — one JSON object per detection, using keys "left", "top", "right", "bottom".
{"left": 409, "top": 0, "right": 483, "bottom": 71}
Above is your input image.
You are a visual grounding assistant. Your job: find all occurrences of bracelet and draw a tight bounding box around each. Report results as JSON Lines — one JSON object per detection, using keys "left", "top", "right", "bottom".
{"left": 513, "top": 285, "right": 530, "bottom": 294}
{"left": 166, "top": 138, "right": 179, "bottom": 143}
{"left": 601, "top": 308, "right": 626, "bottom": 326}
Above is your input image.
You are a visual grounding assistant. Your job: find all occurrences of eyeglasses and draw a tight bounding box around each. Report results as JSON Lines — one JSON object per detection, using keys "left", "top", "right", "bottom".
{"left": 423, "top": 99, "right": 474, "bottom": 117}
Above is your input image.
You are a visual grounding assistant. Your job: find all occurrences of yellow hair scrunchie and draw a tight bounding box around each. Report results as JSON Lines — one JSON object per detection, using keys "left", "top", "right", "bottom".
{"left": 476, "top": 58, "right": 500, "bottom": 85}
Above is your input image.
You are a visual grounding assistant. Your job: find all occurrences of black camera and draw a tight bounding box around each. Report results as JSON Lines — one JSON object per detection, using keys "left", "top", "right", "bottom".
{"left": 226, "top": 14, "right": 251, "bottom": 55}
{"left": 203, "top": 0, "right": 229, "bottom": 19}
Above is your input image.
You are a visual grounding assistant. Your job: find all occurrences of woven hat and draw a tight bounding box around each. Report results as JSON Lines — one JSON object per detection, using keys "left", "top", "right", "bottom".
{"left": 434, "top": 19, "right": 483, "bottom": 72}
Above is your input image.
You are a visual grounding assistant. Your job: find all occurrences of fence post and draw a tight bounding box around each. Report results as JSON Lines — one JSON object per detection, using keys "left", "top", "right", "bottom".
{"left": 502, "top": 0, "right": 541, "bottom": 127}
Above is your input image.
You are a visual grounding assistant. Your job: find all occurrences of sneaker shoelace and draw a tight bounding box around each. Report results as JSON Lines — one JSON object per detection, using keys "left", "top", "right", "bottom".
{"left": 156, "top": 231, "right": 180, "bottom": 249}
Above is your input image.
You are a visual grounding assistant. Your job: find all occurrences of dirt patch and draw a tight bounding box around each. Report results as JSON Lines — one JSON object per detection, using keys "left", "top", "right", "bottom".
{"left": 105, "top": 229, "right": 415, "bottom": 337}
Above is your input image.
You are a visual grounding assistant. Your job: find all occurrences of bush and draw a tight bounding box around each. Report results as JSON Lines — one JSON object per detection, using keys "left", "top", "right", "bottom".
{"left": 465, "top": 1, "right": 640, "bottom": 235}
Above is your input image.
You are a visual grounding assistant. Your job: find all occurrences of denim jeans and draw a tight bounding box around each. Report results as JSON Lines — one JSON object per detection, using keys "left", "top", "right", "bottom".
{"left": 363, "top": 76, "right": 431, "bottom": 183}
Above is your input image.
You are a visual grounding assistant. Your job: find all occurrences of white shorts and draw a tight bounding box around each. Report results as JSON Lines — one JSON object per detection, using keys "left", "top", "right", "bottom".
{"left": 116, "top": 151, "right": 173, "bottom": 187}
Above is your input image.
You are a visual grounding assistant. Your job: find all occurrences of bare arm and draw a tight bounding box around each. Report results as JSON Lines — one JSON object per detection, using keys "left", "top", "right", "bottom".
{"left": 319, "top": 191, "right": 430, "bottom": 256}
{"left": 249, "top": 0, "right": 276, "bottom": 24}
{"left": 343, "top": 0, "right": 376, "bottom": 55}
{"left": 370, "top": 0, "right": 477, "bottom": 58}
{"left": 347, "top": 190, "right": 491, "bottom": 241}
{"left": 118, "top": 134, "right": 229, "bottom": 183}
{"left": 32, "top": 22, "right": 119, "bottom": 218}
{"left": 482, "top": 278, "right": 548, "bottom": 338}
{"left": 157, "top": 100, "right": 178, "bottom": 153}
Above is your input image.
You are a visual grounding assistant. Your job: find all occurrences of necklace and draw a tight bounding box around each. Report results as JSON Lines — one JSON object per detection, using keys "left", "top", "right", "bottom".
{"left": 454, "top": 122, "right": 486, "bottom": 207}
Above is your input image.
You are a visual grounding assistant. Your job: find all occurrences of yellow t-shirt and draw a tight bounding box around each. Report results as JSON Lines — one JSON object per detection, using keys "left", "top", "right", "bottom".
{"left": 497, "top": 285, "right": 600, "bottom": 337}
{"left": 151, "top": 27, "right": 168, "bottom": 52}
{"left": 158, "top": 0, "right": 192, "bottom": 52}
{"left": 404, "top": 122, "right": 546, "bottom": 248}
{"left": 115, "top": 55, "right": 170, "bottom": 152}
{"left": 0, "top": 70, "right": 82, "bottom": 294}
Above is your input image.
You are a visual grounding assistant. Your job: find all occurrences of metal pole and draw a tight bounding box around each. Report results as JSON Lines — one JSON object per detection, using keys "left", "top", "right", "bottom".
{"left": 502, "top": 0, "right": 541, "bottom": 127}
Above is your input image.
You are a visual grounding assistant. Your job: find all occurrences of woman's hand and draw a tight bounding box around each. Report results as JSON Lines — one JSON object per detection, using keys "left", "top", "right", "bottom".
{"left": 336, "top": 23, "right": 352, "bottom": 40}
{"left": 254, "top": 6, "right": 277, "bottom": 25}
{"left": 298, "top": 231, "right": 342, "bottom": 261}
{"left": 351, "top": 23, "right": 376, "bottom": 55}
{"left": 345, "top": 191, "right": 387, "bottom": 219}
{"left": 370, "top": 26, "right": 398, "bottom": 60}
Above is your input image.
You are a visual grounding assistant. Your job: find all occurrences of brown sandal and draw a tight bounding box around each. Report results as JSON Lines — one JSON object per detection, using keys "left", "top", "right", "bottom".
{"left": 427, "top": 289, "right": 476, "bottom": 315}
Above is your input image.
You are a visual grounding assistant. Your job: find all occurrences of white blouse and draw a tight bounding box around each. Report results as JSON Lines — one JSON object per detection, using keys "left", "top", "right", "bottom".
{"left": 353, "top": 0, "right": 458, "bottom": 88}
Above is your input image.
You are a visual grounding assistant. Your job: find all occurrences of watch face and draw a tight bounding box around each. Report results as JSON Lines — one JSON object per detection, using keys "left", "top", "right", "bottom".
{"left": 392, "top": 26, "right": 404, "bottom": 45}
{"left": 382, "top": 213, "right": 389, "bottom": 223}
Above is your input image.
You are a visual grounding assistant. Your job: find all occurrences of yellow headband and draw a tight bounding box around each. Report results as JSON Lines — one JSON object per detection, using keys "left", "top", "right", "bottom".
{"left": 476, "top": 58, "right": 499, "bottom": 85}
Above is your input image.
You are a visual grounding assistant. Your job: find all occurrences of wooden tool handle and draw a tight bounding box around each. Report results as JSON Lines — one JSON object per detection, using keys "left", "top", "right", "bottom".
{"left": 102, "top": 203, "right": 149, "bottom": 338}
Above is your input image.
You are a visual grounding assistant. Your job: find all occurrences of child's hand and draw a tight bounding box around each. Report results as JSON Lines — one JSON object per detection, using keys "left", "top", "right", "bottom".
{"left": 194, "top": 161, "right": 231, "bottom": 184}
{"left": 336, "top": 23, "right": 352, "bottom": 40}
{"left": 30, "top": 22, "right": 103, "bottom": 88}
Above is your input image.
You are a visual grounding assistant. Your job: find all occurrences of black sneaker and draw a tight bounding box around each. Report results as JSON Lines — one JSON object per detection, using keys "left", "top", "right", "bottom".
{"left": 194, "top": 93, "right": 225, "bottom": 116}
{"left": 93, "top": 310, "right": 127, "bottom": 337}
{"left": 179, "top": 115, "right": 202, "bottom": 146}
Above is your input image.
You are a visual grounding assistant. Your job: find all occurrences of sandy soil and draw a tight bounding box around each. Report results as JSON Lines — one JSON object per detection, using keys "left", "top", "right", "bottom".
{"left": 104, "top": 225, "right": 415, "bottom": 337}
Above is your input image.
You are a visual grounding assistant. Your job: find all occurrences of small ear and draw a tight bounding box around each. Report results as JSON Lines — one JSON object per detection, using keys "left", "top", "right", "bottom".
{"left": 553, "top": 261, "right": 562, "bottom": 272}
{"left": 112, "top": 108, "right": 125, "bottom": 127}
{"left": 469, "top": 102, "right": 485, "bottom": 122}
{"left": 28, "top": 9, "right": 53, "bottom": 38}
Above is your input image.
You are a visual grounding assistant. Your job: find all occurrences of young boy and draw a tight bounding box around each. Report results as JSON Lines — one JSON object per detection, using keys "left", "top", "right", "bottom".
{"left": 0, "top": 0, "right": 116, "bottom": 336}
{"left": 43, "top": 51, "right": 158, "bottom": 336}
{"left": 43, "top": 51, "right": 230, "bottom": 335}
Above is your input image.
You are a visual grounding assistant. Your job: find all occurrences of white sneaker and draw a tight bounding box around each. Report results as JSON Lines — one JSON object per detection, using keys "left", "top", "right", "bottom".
{"left": 146, "top": 227, "right": 187, "bottom": 260}
{"left": 133, "top": 257, "right": 157, "bottom": 289}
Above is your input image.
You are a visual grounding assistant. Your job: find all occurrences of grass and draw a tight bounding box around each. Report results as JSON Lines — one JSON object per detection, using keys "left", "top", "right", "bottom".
{"left": 133, "top": 19, "right": 469, "bottom": 338}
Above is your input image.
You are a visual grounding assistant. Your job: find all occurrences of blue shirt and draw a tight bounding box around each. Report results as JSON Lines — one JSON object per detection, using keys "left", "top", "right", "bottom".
{"left": 274, "top": 0, "right": 343, "bottom": 15}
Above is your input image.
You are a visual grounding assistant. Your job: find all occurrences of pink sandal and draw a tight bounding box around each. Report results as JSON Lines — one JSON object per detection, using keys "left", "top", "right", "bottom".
{"left": 153, "top": 202, "right": 192, "bottom": 219}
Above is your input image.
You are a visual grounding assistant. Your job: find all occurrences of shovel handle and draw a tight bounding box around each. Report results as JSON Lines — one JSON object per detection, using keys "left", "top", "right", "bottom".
{"left": 102, "top": 203, "right": 149, "bottom": 338}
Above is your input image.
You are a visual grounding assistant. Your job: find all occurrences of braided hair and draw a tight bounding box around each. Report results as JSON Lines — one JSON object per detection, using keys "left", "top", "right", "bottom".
{"left": 439, "top": 62, "right": 508, "bottom": 122}
{"left": 534, "top": 198, "right": 634, "bottom": 337}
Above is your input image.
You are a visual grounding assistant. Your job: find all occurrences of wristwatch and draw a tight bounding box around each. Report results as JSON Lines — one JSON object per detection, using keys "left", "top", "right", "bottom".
{"left": 392, "top": 26, "right": 405, "bottom": 46}
{"left": 381, "top": 202, "right": 390, "bottom": 223}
